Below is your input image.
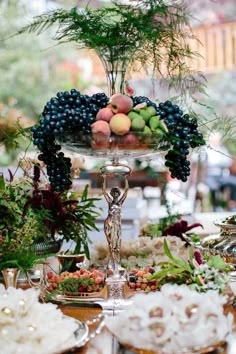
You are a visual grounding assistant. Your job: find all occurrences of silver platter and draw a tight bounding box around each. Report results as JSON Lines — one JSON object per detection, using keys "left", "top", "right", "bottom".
{"left": 199, "top": 217, "right": 236, "bottom": 264}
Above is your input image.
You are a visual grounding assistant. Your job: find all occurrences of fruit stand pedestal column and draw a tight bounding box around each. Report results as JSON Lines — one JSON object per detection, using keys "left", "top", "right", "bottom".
{"left": 100, "top": 160, "right": 131, "bottom": 298}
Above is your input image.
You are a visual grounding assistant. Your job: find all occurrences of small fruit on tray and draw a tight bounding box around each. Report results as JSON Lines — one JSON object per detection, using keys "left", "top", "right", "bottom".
{"left": 46, "top": 268, "right": 105, "bottom": 294}
{"left": 128, "top": 267, "right": 159, "bottom": 292}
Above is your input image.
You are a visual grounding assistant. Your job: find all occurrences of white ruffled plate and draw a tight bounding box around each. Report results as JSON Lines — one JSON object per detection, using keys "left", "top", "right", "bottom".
{"left": 54, "top": 317, "right": 89, "bottom": 353}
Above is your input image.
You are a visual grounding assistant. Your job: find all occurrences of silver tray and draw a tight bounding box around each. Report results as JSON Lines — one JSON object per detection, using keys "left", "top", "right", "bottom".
{"left": 51, "top": 293, "right": 106, "bottom": 304}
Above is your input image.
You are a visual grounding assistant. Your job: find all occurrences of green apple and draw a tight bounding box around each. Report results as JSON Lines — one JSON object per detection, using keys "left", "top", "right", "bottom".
{"left": 155, "top": 128, "right": 165, "bottom": 139}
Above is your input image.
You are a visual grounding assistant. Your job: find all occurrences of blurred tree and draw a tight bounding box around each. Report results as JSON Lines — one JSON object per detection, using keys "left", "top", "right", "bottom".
{"left": 0, "top": 0, "right": 85, "bottom": 119}
{"left": 0, "top": 0, "right": 94, "bottom": 165}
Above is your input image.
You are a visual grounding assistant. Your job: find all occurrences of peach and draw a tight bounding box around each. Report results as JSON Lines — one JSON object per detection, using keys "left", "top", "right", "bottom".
{"left": 91, "top": 139, "right": 110, "bottom": 150}
{"left": 120, "top": 132, "right": 140, "bottom": 149}
{"left": 110, "top": 93, "right": 133, "bottom": 114}
{"left": 96, "top": 107, "right": 114, "bottom": 122}
{"left": 109, "top": 113, "right": 131, "bottom": 135}
{"left": 91, "top": 120, "right": 111, "bottom": 137}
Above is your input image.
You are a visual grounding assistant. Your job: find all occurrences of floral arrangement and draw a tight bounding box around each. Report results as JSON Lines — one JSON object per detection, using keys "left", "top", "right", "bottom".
{"left": 140, "top": 213, "right": 181, "bottom": 238}
{"left": 140, "top": 215, "right": 203, "bottom": 245}
{"left": 106, "top": 284, "right": 233, "bottom": 353}
{"left": 22, "top": 164, "right": 101, "bottom": 259}
{"left": 0, "top": 170, "right": 49, "bottom": 271}
{"left": 126, "top": 241, "right": 230, "bottom": 294}
{"left": 0, "top": 164, "right": 101, "bottom": 271}
{"left": 0, "top": 285, "right": 80, "bottom": 354}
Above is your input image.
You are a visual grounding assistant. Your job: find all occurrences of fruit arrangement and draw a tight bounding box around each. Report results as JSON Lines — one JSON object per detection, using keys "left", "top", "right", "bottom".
{"left": 31, "top": 89, "right": 205, "bottom": 191}
{"left": 91, "top": 93, "right": 166, "bottom": 148}
{"left": 128, "top": 267, "right": 159, "bottom": 292}
{"left": 46, "top": 268, "right": 105, "bottom": 294}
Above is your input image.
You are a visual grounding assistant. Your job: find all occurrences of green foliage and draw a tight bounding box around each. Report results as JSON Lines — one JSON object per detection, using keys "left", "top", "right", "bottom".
{"left": 150, "top": 239, "right": 229, "bottom": 292}
{"left": 0, "top": 250, "right": 42, "bottom": 272}
{"left": 207, "top": 255, "right": 227, "bottom": 271}
{"left": 0, "top": 2, "right": 80, "bottom": 118}
{"left": 16, "top": 0, "right": 200, "bottom": 94}
{"left": 140, "top": 213, "right": 181, "bottom": 238}
{"left": 40, "top": 184, "right": 101, "bottom": 258}
{"left": 58, "top": 277, "right": 95, "bottom": 294}
{"left": 0, "top": 173, "right": 51, "bottom": 271}
{"left": 0, "top": 169, "right": 101, "bottom": 269}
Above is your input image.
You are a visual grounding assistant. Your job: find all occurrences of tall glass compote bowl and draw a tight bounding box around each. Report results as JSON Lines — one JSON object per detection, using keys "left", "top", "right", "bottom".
{"left": 59, "top": 53, "right": 167, "bottom": 297}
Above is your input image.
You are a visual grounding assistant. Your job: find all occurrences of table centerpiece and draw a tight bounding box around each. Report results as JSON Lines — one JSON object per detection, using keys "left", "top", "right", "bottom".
{"left": 0, "top": 163, "right": 101, "bottom": 288}
{"left": 16, "top": 0, "right": 206, "bottom": 296}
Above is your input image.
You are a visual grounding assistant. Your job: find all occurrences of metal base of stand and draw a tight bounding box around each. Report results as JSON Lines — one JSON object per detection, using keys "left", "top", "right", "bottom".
{"left": 100, "top": 159, "right": 131, "bottom": 300}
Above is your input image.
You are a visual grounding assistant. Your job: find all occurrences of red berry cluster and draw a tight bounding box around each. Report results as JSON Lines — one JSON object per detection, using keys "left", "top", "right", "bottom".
{"left": 128, "top": 267, "right": 159, "bottom": 292}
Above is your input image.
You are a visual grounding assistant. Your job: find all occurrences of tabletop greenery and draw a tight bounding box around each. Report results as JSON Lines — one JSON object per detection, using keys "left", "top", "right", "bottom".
{"left": 22, "top": 164, "right": 101, "bottom": 259}
{"left": 150, "top": 240, "right": 230, "bottom": 293}
{"left": 0, "top": 164, "right": 101, "bottom": 271}
{"left": 0, "top": 170, "right": 48, "bottom": 271}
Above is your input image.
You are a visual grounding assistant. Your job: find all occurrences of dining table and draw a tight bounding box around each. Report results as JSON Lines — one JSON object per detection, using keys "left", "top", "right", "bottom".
{"left": 55, "top": 297, "right": 236, "bottom": 354}
{"left": 56, "top": 301, "right": 121, "bottom": 354}
{"left": 0, "top": 275, "right": 235, "bottom": 354}
{"left": 6, "top": 268, "right": 236, "bottom": 354}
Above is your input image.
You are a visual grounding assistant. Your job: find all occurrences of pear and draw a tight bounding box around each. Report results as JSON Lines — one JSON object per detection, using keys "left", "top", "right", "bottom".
{"left": 131, "top": 117, "right": 146, "bottom": 131}
{"left": 143, "top": 125, "right": 152, "bottom": 136}
{"left": 149, "top": 115, "right": 160, "bottom": 130}
{"left": 155, "top": 128, "right": 165, "bottom": 139}
{"left": 128, "top": 111, "right": 142, "bottom": 121}
{"left": 146, "top": 106, "right": 157, "bottom": 116}
{"left": 139, "top": 109, "right": 152, "bottom": 122}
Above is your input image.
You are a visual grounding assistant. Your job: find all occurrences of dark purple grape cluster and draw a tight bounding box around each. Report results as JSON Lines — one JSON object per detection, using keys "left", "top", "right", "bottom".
{"left": 159, "top": 100, "right": 205, "bottom": 182}
{"left": 32, "top": 90, "right": 109, "bottom": 192}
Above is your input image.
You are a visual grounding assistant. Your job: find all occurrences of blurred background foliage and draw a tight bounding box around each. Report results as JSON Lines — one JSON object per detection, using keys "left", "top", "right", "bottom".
{"left": 0, "top": 0, "right": 94, "bottom": 165}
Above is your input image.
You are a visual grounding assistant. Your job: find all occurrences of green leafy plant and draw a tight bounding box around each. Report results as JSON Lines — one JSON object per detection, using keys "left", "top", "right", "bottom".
{"left": 150, "top": 239, "right": 229, "bottom": 292}
{"left": 15, "top": 0, "right": 200, "bottom": 94}
{"left": 140, "top": 212, "right": 181, "bottom": 238}
{"left": 0, "top": 173, "right": 49, "bottom": 271}
{"left": 22, "top": 165, "right": 101, "bottom": 259}
{"left": 0, "top": 164, "right": 101, "bottom": 271}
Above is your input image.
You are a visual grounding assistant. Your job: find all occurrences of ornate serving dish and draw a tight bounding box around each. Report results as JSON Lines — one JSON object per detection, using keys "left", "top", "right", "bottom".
{"left": 59, "top": 131, "right": 168, "bottom": 159}
{"left": 200, "top": 215, "right": 236, "bottom": 263}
